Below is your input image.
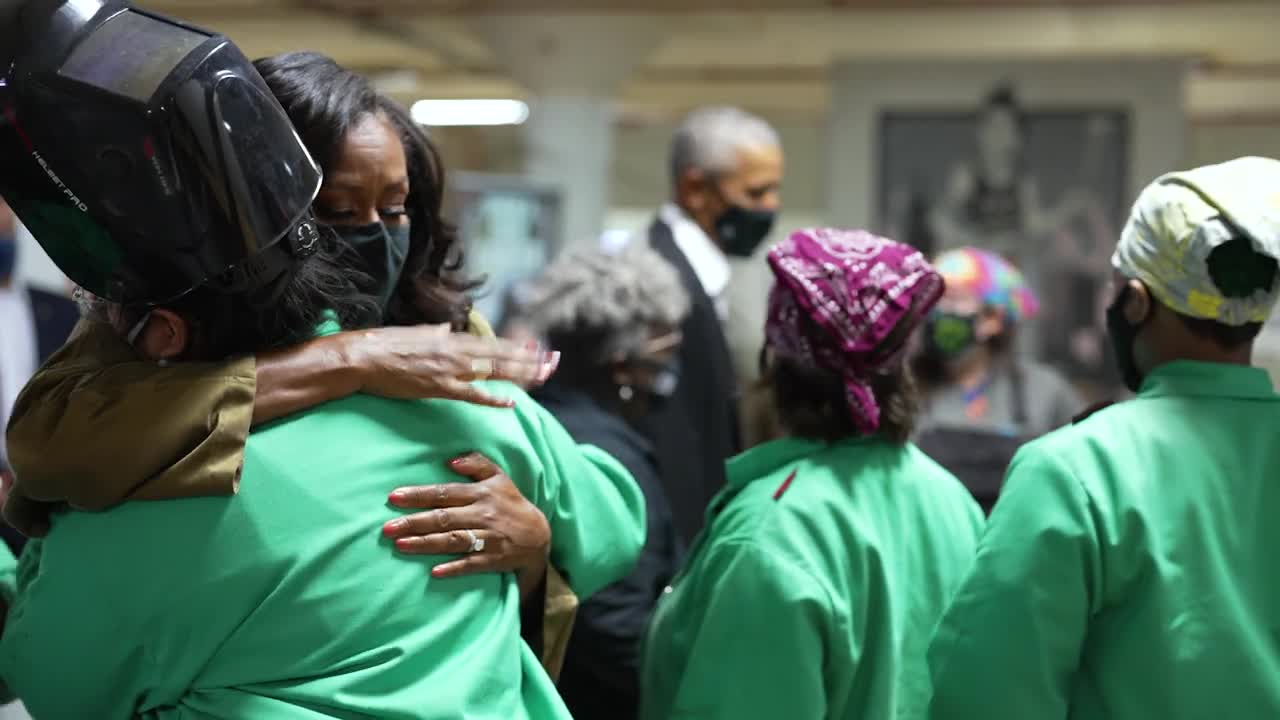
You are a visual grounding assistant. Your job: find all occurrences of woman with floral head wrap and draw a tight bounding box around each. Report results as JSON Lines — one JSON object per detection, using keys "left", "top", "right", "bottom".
{"left": 640, "top": 228, "right": 983, "bottom": 720}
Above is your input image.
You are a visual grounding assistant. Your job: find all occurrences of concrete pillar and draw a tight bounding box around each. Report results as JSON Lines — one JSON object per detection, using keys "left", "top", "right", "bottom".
{"left": 471, "top": 15, "right": 662, "bottom": 248}
{"left": 521, "top": 95, "right": 613, "bottom": 247}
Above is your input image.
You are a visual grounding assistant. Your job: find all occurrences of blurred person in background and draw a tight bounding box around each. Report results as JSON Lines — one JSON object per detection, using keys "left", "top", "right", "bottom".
{"left": 642, "top": 229, "right": 983, "bottom": 720}
{"left": 0, "top": 200, "right": 77, "bottom": 552}
{"left": 512, "top": 242, "right": 688, "bottom": 720}
{"left": 640, "top": 105, "right": 785, "bottom": 545}
{"left": 928, "top": 157, "right": 1280, "bottom": 720}
{"left": 912, "top": 247, "right": 1081, "bottom": 511}
{"left": 0, "top": 201, "right": 77, "bottom": 371}
{"left": 0, "top": 10, "right": 643, "bottom": 716}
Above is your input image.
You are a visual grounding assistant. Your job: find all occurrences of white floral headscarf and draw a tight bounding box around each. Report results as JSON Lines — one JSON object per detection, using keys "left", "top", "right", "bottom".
{"left": 1113, "top": 156, "right": 1280, "bottom": 326}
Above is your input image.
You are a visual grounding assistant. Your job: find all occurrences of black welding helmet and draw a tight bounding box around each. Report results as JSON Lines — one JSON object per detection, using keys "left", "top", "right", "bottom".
{"left": 0, "top": 0, "right": 322, "bottom": 305}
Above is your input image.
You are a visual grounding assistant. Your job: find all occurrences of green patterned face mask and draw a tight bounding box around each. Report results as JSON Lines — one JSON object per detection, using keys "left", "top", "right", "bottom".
{"left": 923, "top": 311, "right": 978, "bottom": 360}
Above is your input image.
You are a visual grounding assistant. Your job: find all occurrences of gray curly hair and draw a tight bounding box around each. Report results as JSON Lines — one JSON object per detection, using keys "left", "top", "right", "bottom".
{"left": 514, "top": 242, "right": 690, "bottom": 365}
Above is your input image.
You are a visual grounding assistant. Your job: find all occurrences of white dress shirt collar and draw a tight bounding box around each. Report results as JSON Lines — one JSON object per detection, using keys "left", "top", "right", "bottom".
{"left": 659, "top": 203, "right": 731, "bottom": 303}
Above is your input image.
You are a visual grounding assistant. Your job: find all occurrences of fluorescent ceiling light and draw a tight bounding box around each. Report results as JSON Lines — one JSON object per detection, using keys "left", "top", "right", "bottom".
{"left": 411, "top": 99, "right": 529, "bottom": 127}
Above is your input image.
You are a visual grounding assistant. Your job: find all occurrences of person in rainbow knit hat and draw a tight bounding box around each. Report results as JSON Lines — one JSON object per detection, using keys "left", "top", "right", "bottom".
{"left": 913, "top": 246, "right": 1081, "bottom": 438}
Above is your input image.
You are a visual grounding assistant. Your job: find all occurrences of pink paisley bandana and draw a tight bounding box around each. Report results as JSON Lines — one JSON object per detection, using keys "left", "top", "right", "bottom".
{"left": 766, "top": 228, "right": 944, "bottom": 434}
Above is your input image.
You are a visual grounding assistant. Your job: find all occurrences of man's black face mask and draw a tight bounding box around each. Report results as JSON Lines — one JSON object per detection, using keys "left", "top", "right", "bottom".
{"left": 1105, "top": 283, "right": 1150, "bottom": 393}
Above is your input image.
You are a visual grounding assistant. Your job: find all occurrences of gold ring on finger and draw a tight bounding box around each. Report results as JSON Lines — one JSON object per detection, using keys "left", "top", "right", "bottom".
{"left": 470, "top": 359, "right": 494, "bottom": 381}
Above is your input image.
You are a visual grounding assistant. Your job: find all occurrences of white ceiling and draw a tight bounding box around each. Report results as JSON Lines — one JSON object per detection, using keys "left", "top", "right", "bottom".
{"left": 142, "top": 0, "right": 1280, "bottom": 123}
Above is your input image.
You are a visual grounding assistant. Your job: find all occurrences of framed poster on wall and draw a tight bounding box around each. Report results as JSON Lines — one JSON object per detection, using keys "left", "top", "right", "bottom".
{"left": 825, "top": 59, "right": 1188, "bottom": 399}
{"left": 876, "top": 84, "right": 1130, "bottom": 385}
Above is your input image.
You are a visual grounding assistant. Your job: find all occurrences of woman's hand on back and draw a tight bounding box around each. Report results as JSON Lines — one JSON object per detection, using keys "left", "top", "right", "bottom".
{"left": 383, "top": 453, "right": 551, "bottom": 590}
{"left": 345, "top": 325, "right": 559, "bottom": 408}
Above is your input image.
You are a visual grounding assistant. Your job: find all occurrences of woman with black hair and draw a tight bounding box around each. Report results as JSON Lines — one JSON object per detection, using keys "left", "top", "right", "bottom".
{"left": 0, "top": 40, "right": 645, "bottom": 716}
{"left": 256, "top": 52, "right": 475, "bottom": 331}
{"left": 4, "top": 52, "right": 626, "bottom": 677}
{"left": 6, "top": 58, "right": 555, "bottom": 528}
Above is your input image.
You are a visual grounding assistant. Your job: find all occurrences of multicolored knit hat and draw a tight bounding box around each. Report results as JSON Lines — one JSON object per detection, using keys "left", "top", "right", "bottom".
{"left": 933, "top": 247, "right": 1040, "bottom": 323}
{"left": 766, "top": 228, "right": 944, "bottom": 435}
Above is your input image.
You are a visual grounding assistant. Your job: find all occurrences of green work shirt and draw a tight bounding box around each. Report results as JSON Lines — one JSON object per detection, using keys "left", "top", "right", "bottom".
{"left": 0, "top": 545, "right": 14, "bottom": 599}
{"left": 0, "top": 383, "right": 646, "bottom": 718}
{"left": 641, "top": 435, "right": 983, "bottom": 720}
{"left": 928, "top": 360, "right": 1280, "bottom": 719}
{"left": 0, "top": 542, "right": 15, "bottom": 703}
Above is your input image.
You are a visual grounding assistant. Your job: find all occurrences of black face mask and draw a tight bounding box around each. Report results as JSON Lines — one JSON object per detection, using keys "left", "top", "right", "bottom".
{"left": 715, "top": 204, "right": 776, "bottom": 258}
{"left": 1105, "top": 284, "right": 1149, "bottom": 393}
{"left": 923, "top": 311, "right": 979, "bottom": 360}
{"left": 331, "top": 222, "right": 412, "bottom": 313}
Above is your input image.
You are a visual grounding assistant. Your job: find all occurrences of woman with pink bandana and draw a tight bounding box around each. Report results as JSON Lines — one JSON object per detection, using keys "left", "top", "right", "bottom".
{"left": 640, "top": 228, "right": 983, "bottom": 720}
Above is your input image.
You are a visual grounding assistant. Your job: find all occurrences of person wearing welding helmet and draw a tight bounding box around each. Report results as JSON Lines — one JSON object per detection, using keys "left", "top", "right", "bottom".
{"left": 0, "top": 2, "right": 643, "bottom": 717}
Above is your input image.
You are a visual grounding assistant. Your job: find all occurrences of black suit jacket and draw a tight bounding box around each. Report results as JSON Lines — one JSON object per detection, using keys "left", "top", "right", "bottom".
{"left": 1, "top": 287, "right": 76, "bottom": 555}
{"left": 535, "top": 381, "right": 682, "bottom": 720}
{"left": 640, "top": 218, "right": 741, "bottom": 545}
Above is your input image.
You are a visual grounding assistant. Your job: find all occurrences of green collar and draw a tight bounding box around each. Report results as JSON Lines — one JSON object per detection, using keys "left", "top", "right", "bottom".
{"left": 1138, "top": 360, "right": 1275, "bottom": 401}
{"left": 725, "top": 435, "right": 876, "bottom": 491}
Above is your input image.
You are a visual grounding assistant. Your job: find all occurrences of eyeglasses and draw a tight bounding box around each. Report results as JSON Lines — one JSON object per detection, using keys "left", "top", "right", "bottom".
{"left": 639, "top": 330, "right": 682, "bottom": 355}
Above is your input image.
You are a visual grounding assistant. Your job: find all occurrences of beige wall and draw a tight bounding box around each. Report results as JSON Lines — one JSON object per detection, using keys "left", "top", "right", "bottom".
{"left": 429, "top": 114, "right": 1280, "bottom": 235}
{"left": 1191, "top": 123, "right": 1280, "bottom": 167}
{"left": 598, "top": 118, "right": 1280, "bottom": 227}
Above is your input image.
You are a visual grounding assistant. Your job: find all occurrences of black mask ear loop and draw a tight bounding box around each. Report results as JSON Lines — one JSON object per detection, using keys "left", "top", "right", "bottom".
{"left": 1105, "top": 282, "right": 1151, "bottom": 393}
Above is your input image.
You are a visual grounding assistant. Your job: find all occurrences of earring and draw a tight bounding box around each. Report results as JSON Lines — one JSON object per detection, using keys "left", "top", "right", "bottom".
{"left": 618, "top": 385, "right": 634, "bottom": 402}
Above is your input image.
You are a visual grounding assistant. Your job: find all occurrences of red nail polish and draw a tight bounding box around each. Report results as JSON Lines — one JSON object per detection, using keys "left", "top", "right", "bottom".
{"left": 448, "top": 457, "right": 464, "bottom": 468}
{"left": 388, "top": 490, "right": 405, "bottom": 503}
{"left": 382, "top": 520, "right": 402, "bottom": 537}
